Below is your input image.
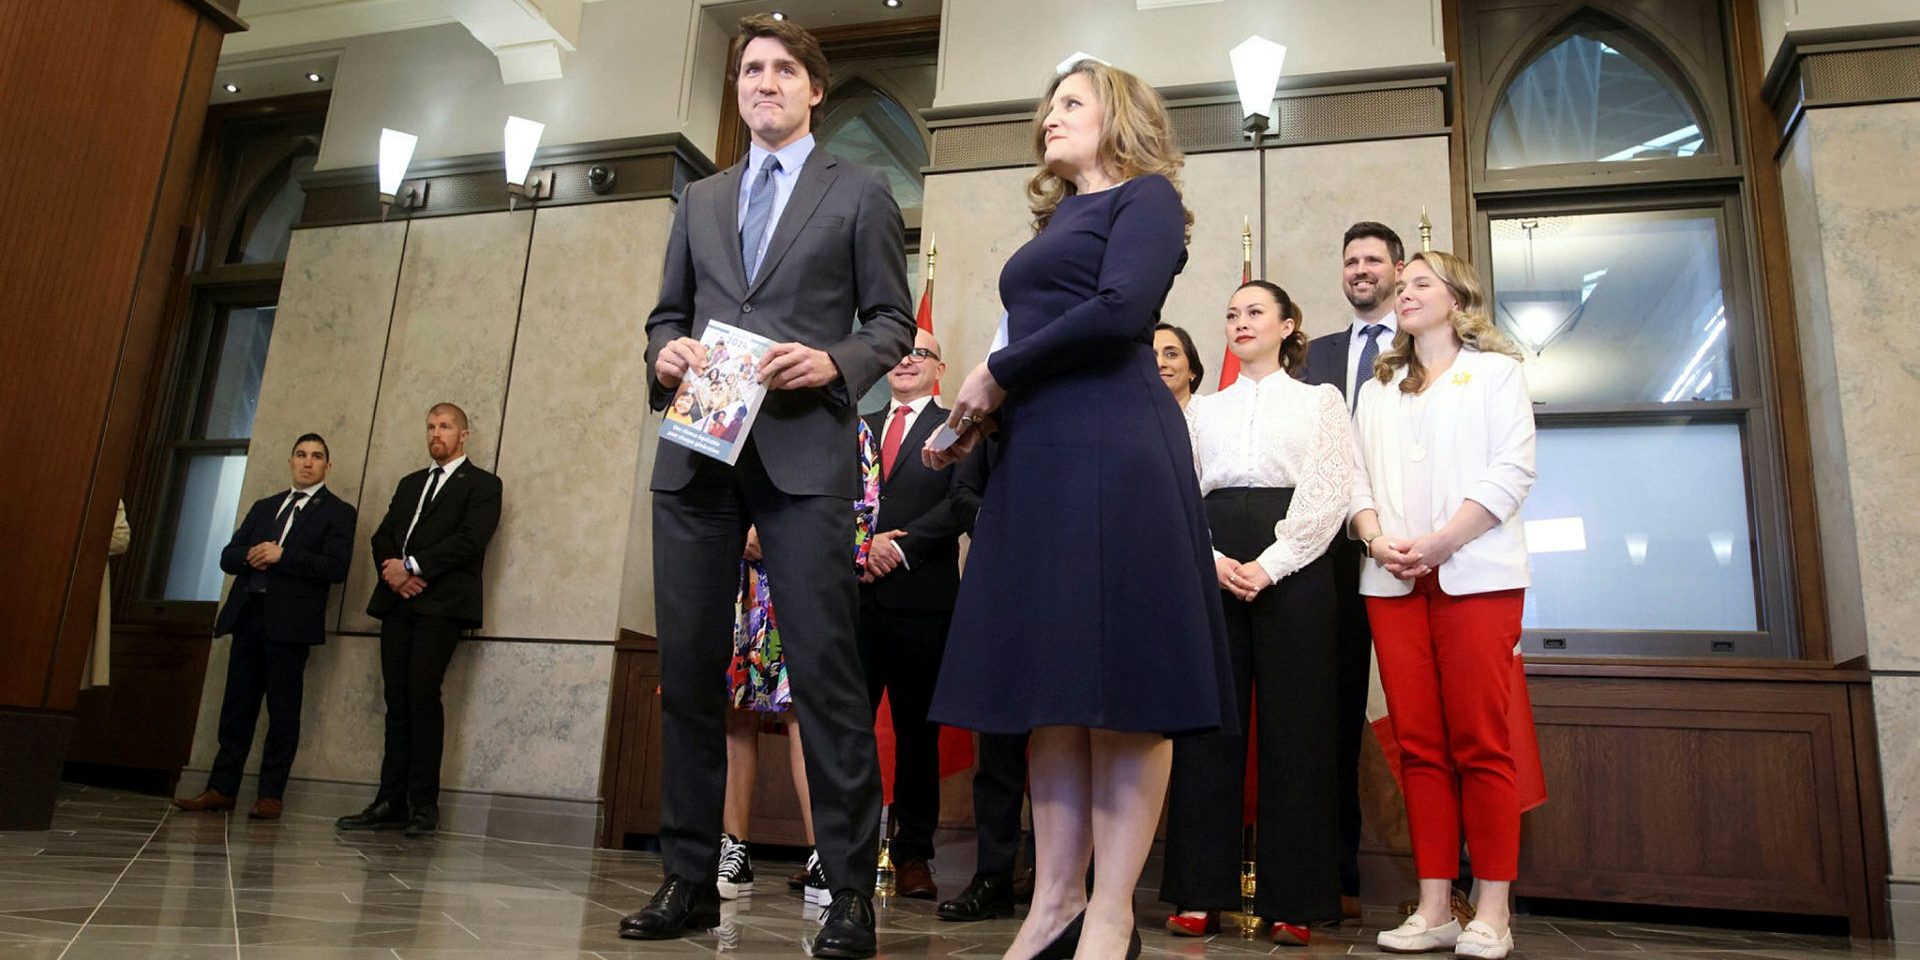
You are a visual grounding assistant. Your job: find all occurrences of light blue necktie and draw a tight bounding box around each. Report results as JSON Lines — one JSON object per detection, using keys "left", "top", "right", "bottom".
{"left": 740, "top": 156, "right": 782, "bottom": 282}
{"left": 1353, "top": 323, "right": 1387, "bottom": 414}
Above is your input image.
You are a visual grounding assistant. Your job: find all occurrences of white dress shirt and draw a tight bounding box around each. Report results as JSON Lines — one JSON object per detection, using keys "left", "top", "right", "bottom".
{"left": 1345, "top": 311, "right": 1398, "bottom": 401}
{"left": 404, "top": 455, "right": 466, "bottom": 576}
{"left": 273, "top": 482, "right": 326, "bottom": 544}
{"left": 1348, "top": 348, "right": 1537, "bottom": 597}
{"left": 737, "top": 134, "right": 816, "bottom": 275}
{"left": 1186, "top": 369, "right": 1354, "bottom": 582}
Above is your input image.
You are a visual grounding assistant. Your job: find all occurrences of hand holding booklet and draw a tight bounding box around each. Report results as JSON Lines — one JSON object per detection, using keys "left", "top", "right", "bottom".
{"left": 660, "top": 320, "right": 775, "bottom": 466}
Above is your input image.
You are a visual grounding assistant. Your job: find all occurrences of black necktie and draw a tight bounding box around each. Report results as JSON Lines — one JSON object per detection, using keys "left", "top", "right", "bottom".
{"left": 422, "top": 466, "right": 444, "bottom": 504}
{"left": 274, "top": 491, "right": 309, "bottom": 544}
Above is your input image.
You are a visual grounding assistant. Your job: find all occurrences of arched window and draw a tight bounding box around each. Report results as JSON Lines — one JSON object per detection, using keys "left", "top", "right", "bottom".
{"left": 1462, "top": 2, "right": 1793, "bottom": 658}
{"left": 226, "top": 147, "right": 317, "bottom": 264}
{"left": 1488, "top": 31, "right": 1706, "bottom": 169}
{"left": 817, "top": 78, "right": 928, "bottom": 226}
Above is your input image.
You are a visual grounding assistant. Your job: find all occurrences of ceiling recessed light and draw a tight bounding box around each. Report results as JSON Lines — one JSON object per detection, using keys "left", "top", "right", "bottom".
{"left": 222, "top": 82, "right": 239, "bottom": 93}
{"left": 883, "top": 0, "right": 900, "bottom": 7}
{"left": 305, "top": 72, "right": 324, "bottom": 83}
{"left": 770, "top": 10, "right": 785, "bottom": 19}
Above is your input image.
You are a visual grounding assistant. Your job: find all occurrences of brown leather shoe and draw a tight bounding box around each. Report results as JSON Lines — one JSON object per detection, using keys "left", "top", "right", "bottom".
{"left": 894, "top": 859, "right": 937, "bottom": 900}
{"left": 172, "top": 789, "right": 235, "bottom": 812}
{"left": 249, "top": 797, "right": 284, "bottom": 820}
{"left": 1341, "top": 895, "right": 1362, "bottom": 921}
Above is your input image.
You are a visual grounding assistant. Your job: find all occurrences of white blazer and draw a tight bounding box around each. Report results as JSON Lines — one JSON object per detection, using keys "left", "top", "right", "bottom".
{"left": 1349, "top": 347, "right": 1536, "bottom": 597}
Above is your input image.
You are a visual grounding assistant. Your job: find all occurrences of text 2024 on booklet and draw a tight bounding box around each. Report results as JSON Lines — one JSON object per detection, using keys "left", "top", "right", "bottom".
{"left": 660, "top": 320, "right": 774, "bottom": 466}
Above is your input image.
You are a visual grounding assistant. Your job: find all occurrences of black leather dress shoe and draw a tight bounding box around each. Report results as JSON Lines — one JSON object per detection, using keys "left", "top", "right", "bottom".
{"left": 335, "top": 799, "right": 408, "bottom": 831}
{"left": 812, "top": 890, "right": 877, "bottom": 959}
{"left": 402, "top": 805, "right": 438, "bottom": 836}
{"left": 620, "top": 876, "right": 721, "bottom": 940}
{"left": 938, "top": 873, "right": 1015, "bottom": 922}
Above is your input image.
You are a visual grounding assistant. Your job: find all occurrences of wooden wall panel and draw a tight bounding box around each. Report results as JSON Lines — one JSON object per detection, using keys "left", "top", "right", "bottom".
{"left": 0, "top": 0, "right": 222, "bottom": 710}
{"left": 1520, "top": 676, "right": 1879, "bottom": 933}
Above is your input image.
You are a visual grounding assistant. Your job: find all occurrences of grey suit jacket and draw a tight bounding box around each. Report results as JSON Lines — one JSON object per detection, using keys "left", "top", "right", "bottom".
{"left": 645, "top": 146, "right": 914, "bottom": 498}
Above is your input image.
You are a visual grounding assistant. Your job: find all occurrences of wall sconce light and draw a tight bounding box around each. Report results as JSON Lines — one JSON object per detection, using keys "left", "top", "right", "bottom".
{"left": 1229, "top": 35, "right": 1287, "bottom": 138}
{"left": 378, "top": 127, "right": 423, "bottom": 220}
{"left": 504, "top": 115, "right": 550, "bottom": 211}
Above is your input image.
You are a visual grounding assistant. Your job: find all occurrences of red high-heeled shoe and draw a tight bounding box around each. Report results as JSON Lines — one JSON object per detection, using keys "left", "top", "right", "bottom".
{"left": 1164, "top": 911, "right": 1220, "bottom": 937}
{"left": 1269, "top": 920, "right": 1311, "bottom": 946}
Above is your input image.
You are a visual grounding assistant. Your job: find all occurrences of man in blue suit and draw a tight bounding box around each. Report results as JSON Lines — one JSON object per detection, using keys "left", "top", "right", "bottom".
{"left": 174, "top": 433, "right": 356, "bottom": 820}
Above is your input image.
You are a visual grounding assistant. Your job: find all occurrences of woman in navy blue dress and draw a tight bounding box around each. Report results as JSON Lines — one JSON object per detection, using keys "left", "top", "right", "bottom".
{"left": 925, "top": 59, "right": 1232, "bottom": 960}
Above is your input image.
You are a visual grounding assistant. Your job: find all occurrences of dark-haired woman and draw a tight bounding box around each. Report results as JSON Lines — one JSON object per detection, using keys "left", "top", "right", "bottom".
{"left": 1154, "top": 323, "right": 1203, "bottom": 408}
{"left": 1161, "top": 280, "right": 1352, "bottom": 946}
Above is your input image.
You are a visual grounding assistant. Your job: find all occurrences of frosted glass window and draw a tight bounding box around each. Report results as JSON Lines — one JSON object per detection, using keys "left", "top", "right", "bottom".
{"left": 819, "top": 84, "right": 926, "bottom": 215}
{"left": 1492, "top": 210, "right": 1732, "bottom": 405}
{"left": 1488, "top": 33, "right": 1706, "bottom": 169}
{"left": 198, "top": 304, "right": 275, "bottom": 439}
{"left": 162, "top": 453, "right": 249, "bottom": 601}
{"left": 1520, "top": 422, "right": 1758, "bottom": 631}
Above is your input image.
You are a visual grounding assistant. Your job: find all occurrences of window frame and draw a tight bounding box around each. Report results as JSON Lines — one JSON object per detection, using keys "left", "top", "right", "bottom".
{"left": 1458, "top": 0, "right": 1801, "bottom": 659}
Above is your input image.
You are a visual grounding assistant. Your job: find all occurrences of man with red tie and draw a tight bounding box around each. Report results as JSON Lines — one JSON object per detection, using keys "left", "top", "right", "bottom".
{"left": 858, "top": 327, "right": 965, "bottom": 901}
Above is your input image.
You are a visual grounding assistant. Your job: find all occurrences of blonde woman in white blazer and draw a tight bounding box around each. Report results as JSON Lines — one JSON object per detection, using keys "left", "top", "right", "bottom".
{"left": 1348, "top": 252, "right": 1535, "bottom": 960}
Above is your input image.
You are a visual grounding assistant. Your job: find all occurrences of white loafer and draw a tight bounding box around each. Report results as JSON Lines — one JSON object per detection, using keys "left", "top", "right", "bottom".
{"left": 1454, "top": 919, "right": 1513, "bottom": 959}
{"left": 1377, "top": 914, "right": 1462, "bottom": 953}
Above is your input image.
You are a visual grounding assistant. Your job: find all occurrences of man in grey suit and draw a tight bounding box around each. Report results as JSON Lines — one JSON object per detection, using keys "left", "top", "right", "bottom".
{"left": 620, "top": 14, "right": 913, "bottom": 958}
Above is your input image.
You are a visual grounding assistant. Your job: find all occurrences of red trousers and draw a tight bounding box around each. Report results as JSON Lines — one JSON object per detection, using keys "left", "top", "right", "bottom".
{"left": 1367, "top": 575, "right": 1526, "bottom": 881}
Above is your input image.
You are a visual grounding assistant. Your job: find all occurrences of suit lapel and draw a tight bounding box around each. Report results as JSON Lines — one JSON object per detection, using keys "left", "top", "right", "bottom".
{"left": 713, "top": 160, "right": 750, "bottom": 290}
{"left": 746, "top": 148, "right": 838, "bottom": 299}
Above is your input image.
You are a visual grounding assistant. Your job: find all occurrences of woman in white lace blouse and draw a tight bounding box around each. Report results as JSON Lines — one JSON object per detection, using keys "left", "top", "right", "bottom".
{"left": 1159, "top": 280, "right": 1354, "bottom": 947}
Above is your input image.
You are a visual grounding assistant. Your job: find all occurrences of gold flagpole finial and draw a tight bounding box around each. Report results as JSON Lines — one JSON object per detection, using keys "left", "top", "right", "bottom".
{"left": 1241, "top": 215, "right": 1253, "bottom": 255}
{"left": 924, "top": 234, "right": 937, "bottom": 284}
{"left": 1419, "top": 206, "right": 1433, "bottom": 252}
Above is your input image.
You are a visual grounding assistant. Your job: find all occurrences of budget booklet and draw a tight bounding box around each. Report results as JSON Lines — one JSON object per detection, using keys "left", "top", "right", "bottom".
{"left": 660, "top": 320, "right": 774, "bottom": 465}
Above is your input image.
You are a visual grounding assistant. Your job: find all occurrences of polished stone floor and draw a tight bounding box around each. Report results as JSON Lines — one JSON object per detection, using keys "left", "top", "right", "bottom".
{"left": 0, "top": 784, "right": 1912, "bottom": 959}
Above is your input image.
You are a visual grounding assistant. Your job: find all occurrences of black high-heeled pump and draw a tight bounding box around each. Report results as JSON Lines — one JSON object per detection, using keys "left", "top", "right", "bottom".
{"left": 1029, "top": 911, "right": 1085, "bottom": 960}
{"left": 1125, "top": 927, "right": 1143, "bottom": 960}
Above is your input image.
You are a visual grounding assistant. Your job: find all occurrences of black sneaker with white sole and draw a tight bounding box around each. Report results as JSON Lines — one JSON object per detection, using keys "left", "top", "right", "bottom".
{"left": 716, "top": 832, "right": 754, "bottom": 900}
{"left": 803, "top": 849, "right": 830, "bottom": 906}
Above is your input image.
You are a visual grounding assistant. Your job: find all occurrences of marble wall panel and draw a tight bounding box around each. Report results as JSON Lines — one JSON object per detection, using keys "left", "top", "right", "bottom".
{"left": 336, "top": 212, "right": 533, "bottom": 635}
{"left": 1777, "top": 124, "right": 1869, "bottom": 665}
{"left": 1800, "top": 103, "right": 1920, "bottom": 671}
{"left": 1263, "top": 136, "right": 1455, "bottom": 342}
{"left": 190, "top": 634, "right": 612, "bottom": 801}
{"left": 1161, "top": 150, "right": 1261, "bottom": 398}
{"left": 485, "top": 199, "right": 674, "bottom": 641}
{"left": 918, "top": 166, "right": 1039, "bottom": 397}
{"left": 618, "top": 414, "right": 662, "bottom": 637}
{"left": 1875, "top": 674, "right": 1920, "bottom": 880}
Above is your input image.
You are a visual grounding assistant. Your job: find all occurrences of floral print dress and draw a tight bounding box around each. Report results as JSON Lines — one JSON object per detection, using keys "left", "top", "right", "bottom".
{"left": 727, "top": 420, "right": 881, "bottom": 712}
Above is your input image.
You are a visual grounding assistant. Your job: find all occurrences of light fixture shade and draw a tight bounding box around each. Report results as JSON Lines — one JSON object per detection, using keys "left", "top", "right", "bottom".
{"left": 1055, "top": 50, "right": 1108, "bottom": 74}
{"left": 377, "top": 128, "right": 418, "bottom": 196}
{"left": 1229, "top": 35, "right": 1287, "bottom": 120}
{"left": 503, "top": 115, "right": 545, "bottom": 187}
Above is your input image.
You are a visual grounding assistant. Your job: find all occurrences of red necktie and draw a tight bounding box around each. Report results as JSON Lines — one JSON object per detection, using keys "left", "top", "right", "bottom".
{"left": 881, "top": 405, "right": 911, "bottom": 479}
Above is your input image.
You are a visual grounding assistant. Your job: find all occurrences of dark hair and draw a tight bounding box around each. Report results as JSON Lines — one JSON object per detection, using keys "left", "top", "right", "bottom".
{"left": 428, "top": 402, "right": 470, "bottom": 431}
{"left": 729, "top": 14, "right": 831, "bottom": 127}
{"left": 1153, "top": 322, "right": 1204, "bottom": 392}
{"left": 1342, "top": 221, "right": 1405, "bottom": 265}
{"left": 291, "top": 433, "right": 330, "bottom": 460}
{"left": 1235, "top": 280, "right": 1308, "bottom": 376}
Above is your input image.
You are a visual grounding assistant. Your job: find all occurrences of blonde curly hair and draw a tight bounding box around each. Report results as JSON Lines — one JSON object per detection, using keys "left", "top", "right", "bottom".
{"left": 1374, "top": 251, "right": 1523, "bottom": 394}
{"left": 1025, "top": 59, "right": 1193, "bottom": 242}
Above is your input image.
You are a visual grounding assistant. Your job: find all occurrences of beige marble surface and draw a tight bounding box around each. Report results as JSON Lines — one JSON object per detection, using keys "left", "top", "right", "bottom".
{"left": 484, "top": 199, "right": 673, "bottom": 641}
{"left": 1875, "top": 675, "right": 1920, "bottom": 878}
{"left": 337, "top": 212, "right": 533, "bottom": 634}
{"left": 1778, "top": 124, "right": 1869, "bottom": 665}
{"left": 1798, "top": 104, "right": 1920, "bottom": 672}
{"left": 1263, "top": 135, "right": 1455, "bottom": 342}
{"left": 617, "top": 415, "right": 662, "bottom": 638}
{"left": 1160, "top": 150, "right": 1260, "bottom": 396}
{"left": 189, "top": 633, "right": 612, "bottom": 801}
{"left": 918, "top": 166, "right": 1038, "bottom": 396}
